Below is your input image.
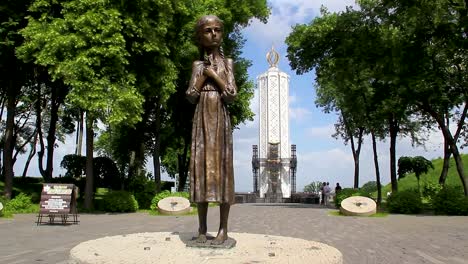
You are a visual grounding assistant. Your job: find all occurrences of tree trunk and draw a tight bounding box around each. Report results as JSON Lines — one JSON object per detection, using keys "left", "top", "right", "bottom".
{"left": 424, "top": 105, "right": 467, "bottom": 195}
{"left": 76, "top": 110, "right": 84, "bottom": 155}
{"left": 389, "top": 116, "right": 398, "bottom": 193}
{"left": 3, "top": 80, "right": 18, "bottom": 199}
{"left": 439, "top": 111, "right": 453, "bottom": 185}
{"left": 444, "top": 132, "right": 467, "bottom": 195}
{"left": 22, "top": 131, "right": 38, "bottom": 178}
{"left": 371, "top": 131, "right": 382, "bottom": 206}
{"left": 350, "top": 128, "right": 363, "bottom": 189}
{"left": 36, "top": 83, "right": 47, "bottom": 179}
{"left": 439, "top": 139, "right": 451, "bottom": 185}
{"left": 13, "top": 127, "right": 36, "bottom": 167}
{"left": 177, "top": 138, "right": 190, "bottom": 192}
{"left": 43, "top": 85, "right": 60, "bottom": 181}
{"left": 84, "top": 114, "right": 95, "bottom": 210}
{"left": 153, "top": 101, "right": 162, "bottom": 193}
{"left": 342, "top": 112, "right": 363, "bottom": 189}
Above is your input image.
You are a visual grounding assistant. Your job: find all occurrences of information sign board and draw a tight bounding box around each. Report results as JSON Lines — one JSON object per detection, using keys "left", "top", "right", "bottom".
{"left": 37, "top": 183, "right": 78, "bottom": 225}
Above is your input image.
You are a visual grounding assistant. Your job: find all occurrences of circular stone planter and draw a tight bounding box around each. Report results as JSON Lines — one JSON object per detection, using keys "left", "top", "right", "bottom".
{"left": 340, "top": 196, "right": 377, "bottom": 216}
{"left": 69, "top": 232, "right": 343, "bottom": 264}
{"left": 157, "top": 196, "right": 191, "bottom": 215}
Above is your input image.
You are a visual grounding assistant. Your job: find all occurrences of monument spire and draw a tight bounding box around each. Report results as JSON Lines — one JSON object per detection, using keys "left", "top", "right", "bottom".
{"left": 266, "top": 45, "right": 280, "bottom": 68}
{"left": 253, "top": 47, "right": 297, "bottom": 202}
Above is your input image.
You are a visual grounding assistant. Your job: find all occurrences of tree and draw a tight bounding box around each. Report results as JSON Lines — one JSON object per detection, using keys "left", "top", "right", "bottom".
{"left": 360, "top": 181, "right": 378, "bottom": 194}
{"left": 374, "top": 0, "right": 468, "bottom": 194}
{"left": 304, "top": 181, "right": 322, "bottom": 194}
{"left": 398, "top": 156, "right": 434, "bottom": 192}
{"left": 19, "top": 0, "right": 144, "bottom": 208}
{"left": 0, "top": 0, "right": 36, "bottom": 199}
{"left": 286, "top": 2, "right": 452, "bottom": 197}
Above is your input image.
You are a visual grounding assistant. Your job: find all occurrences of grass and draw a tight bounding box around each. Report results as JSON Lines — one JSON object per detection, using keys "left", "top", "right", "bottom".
{"left": 328, "top": 210, "right": 388, "bottom": 217}
{"left": 146, "top": 202, "right": 219, "bottom": 216}
{"left": 148, "top": 206, "right": 198, "bottom": 216}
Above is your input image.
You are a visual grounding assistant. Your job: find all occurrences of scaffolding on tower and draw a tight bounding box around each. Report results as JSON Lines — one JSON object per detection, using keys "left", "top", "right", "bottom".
{"left": 252, "top": 145, "right": 259, "bottom": 194}
{"left": 290, "top": 144, "right": 297, "bottom": 194}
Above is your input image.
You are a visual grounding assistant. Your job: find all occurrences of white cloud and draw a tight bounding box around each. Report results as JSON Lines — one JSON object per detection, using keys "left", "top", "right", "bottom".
{"left": 289, "top": 106, "right": 312, "bottom": 121}
{"left": 243, "top": 0, "right": 358, "bottom": 51}
{"left": 306, "top": 125, "right": 335, "bottom": 139}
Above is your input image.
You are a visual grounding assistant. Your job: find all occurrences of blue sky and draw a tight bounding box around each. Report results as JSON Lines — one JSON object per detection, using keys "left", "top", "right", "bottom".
{"left": 13, "top": 0, "right": 466, "bottom": 192}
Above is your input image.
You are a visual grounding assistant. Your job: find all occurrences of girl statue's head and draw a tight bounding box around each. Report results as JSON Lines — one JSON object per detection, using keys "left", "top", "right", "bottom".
{"left": 195, "top": 15, "right": 224, "bottom": 51}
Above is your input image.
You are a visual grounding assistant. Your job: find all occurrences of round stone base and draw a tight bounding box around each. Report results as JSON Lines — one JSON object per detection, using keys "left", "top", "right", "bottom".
{"left": 69, "top": 232, "right": 342, "bottom": 264}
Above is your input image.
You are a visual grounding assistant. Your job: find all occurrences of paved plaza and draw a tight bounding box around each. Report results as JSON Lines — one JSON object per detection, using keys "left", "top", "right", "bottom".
{"left": 1, "top": 203, "right": 467, "bottom": 264}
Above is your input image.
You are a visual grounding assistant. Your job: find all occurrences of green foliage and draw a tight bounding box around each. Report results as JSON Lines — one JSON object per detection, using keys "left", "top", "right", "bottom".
{"left": 5, "top": 193, "right": 33, "bottom": 212}
{"left": 334, "top": 188, "right": 370, "bottom": 208}
{"left": 126, "top": 174, "right": 156, "bottom": 210}
{"left": 101, "top": 191, "right": 138, "bottom": 212}
{"left": 360, "top": 181, "right": 378, "bottom": 194}
{"left": 387, "top": 189, "right": 423, "bottom": 214}
{"left": 60, "top": 155, "right": 86, "bottom": 178}
{"left": 398, "top": 156, "right": 434, "bottom": 180}
{"left": 380, "top": 155, "right": 468, "bottom": 195}
{"left": 432, "top": 186, "right": 468, "bottom": 216}
{"left": 19, "top": 0, "right": 144, "bottom": 125}
{"left": 286, "top": 0, "right": 468, "bottom": 194}
{"left": 303, "top": 181, "right": 322, "bottom": 193}
{"left": 398, "top": 156, "right": 414, "bottom": 179}
{"left": 421, "top": 182, "right": 443, "bottom": 205}
{"left": 93, "top": 156, "right": 121, "bottom": 190}
{"left": 150, "top": 190, "right": 189, "bottom": 211}
{"left": 60, "top": 155, "right": 121, "bottom": 190}
{"left": 11, "top": 177, "right": 43, "bottom": 203}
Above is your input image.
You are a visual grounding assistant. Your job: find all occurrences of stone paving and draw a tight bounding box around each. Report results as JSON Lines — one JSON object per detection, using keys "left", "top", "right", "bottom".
{"left": 1, "top": 203, "right": 467, "bottom": 264}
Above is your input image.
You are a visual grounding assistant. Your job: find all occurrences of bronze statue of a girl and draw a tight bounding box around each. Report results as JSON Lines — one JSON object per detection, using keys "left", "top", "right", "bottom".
{"left": 186, "top": 15, "right": 237, "bottom": 245}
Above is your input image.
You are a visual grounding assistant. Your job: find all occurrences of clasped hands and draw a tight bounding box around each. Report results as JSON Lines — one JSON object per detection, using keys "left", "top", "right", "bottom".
{"left": 203, "top": 64, "right": 218, "bottom": 79}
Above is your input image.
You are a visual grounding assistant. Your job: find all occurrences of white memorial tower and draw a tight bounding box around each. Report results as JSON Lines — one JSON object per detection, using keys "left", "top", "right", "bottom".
{"left": 252, "top": 47, "right": 297, "bottom": 202}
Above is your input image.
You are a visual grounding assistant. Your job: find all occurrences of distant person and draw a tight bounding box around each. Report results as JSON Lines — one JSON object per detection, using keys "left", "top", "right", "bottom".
{"left": 335, "top": 183, "right": 342, "bottom": 193}
{"left": 324, "top": 182, "right": 331, "bottom": 207}
{"left": 320, "top": 182, "right": 326, "bottom": 205}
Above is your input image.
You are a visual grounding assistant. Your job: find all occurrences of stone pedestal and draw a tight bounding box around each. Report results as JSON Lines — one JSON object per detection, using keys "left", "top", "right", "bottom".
{"left": 69, "top": 232, "right": 343, "bottom": 264}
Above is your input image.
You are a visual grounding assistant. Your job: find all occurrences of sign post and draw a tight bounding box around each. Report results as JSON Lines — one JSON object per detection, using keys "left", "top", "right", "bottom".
{"left": 36, "top": 183, "right": 79, "bottom": 225}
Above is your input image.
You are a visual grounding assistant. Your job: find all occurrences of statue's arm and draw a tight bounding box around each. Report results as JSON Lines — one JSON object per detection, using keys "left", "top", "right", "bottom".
{"left": 186, "top": 61, "right": 205, "bottom": 104}
{"left": 220, "top": 58, "right": 237, "bottom": 103}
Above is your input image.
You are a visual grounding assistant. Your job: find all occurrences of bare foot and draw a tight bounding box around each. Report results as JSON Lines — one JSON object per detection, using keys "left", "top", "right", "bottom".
{"left": 211, "top": 230, "right": 227, "bottom": 245}
{"left": 195, "top": 234, "right": 207, "bottom": 243}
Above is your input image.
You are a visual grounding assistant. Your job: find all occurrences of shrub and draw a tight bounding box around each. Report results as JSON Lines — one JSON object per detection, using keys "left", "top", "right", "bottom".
{"left": 6, "top": 193, "right": 33, "bottom": 212}
{"left": 387, "top": 189, "right": 423, "bottom": 214}
{"left": 101, "top": 191, "right": 139, "bottom": 212}
{"left": 432, "top": 186, "right": 468, "bottom": 216}
{"left": 334, "top": 188, "right": 370, "bottom": 208}
{"left": 0, "top": 196, "right": 8, "bottom": 217}
{"left": 422, "top": 182, "right": 443, "bottom": 206}
{"left": 126, "top": 174, "right": 156, "bottom": 209}
{"left": 93, "top": 156, "right": 121, "bottom": 190}
{"left": 150, "top": 190, "right": 190, "bottom": 211}
{"left": 360, "top": 181, "right": 378, "bottom": 194}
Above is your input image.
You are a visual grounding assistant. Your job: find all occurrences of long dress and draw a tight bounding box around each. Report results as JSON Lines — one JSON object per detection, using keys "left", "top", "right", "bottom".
{"left": 185, "top": 57, "right": 237, "bottom": 204}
